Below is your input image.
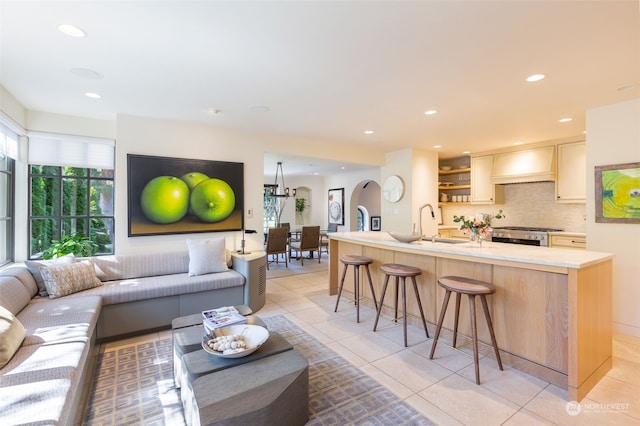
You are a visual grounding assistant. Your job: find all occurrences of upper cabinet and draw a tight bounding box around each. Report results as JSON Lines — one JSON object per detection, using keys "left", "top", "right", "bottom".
{"left": 556, "top": 141, "right": 586, "bottom": 203}
{"left": 471, "top": 155, "right": 504, "bottom": 204}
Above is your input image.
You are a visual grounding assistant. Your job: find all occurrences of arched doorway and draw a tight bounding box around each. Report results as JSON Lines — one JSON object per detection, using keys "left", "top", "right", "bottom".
{"left": 349, "top": 180, "right": 381, "bottom": 231}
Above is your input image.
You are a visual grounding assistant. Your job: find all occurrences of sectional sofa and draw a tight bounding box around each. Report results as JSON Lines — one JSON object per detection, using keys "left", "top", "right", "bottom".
{"left": 0, "top": 240, "right": 255, "bottom": 425}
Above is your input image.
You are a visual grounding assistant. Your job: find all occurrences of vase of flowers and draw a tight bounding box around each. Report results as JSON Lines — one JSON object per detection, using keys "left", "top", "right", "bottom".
{"left": 453, "top": 210, "right": 505, "bottom": 247}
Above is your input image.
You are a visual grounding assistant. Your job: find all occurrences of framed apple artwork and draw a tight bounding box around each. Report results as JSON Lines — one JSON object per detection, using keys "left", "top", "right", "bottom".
{"left": 127, "top": 154, "right": 244, "bottom": 236}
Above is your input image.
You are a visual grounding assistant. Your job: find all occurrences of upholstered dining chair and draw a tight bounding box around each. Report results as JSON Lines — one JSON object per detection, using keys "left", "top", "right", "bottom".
{"left": 265, "top": 226, "right": 289, "bottom": 269}
{"left": 289, "top": 225, "right": 321, "bottom": 265}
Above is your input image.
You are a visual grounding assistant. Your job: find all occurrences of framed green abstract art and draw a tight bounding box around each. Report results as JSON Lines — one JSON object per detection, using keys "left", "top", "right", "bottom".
{"left": 595, "top": 161, "right": 640, "bottom": 223}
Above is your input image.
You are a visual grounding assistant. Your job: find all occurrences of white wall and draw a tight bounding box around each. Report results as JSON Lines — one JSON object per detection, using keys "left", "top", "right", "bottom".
{"left": 382, "top": 148, "right": 439, "bottom": 235}
{"left": 586, "top": 98, "right": 640, "bottom": 337}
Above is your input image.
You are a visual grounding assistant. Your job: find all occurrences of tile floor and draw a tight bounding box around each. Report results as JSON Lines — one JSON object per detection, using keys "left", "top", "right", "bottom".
{"left": 104, "top": 269, "right": 640, "bottom": 425}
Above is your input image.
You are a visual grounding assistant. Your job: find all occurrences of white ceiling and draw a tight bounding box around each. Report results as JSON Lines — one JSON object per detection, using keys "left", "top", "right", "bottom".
{"left": 1, "top": 1, "right": 638, "bottom": 175}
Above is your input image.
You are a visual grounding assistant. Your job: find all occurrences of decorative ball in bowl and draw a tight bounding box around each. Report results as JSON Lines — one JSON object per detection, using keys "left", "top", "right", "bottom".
{"left": 202, "top": 324, "right": 269, "bottom": 358}
{"left": 388, "top": 231, "right": 422, "bottom": 243}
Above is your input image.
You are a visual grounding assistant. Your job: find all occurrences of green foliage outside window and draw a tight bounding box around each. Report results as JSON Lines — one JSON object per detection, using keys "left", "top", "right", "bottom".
{"left": 30, "top": 165, "right": 114, "bottom": 259}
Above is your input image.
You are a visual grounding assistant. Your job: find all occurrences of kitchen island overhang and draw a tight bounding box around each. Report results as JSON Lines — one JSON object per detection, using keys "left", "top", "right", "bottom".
{"left": 327, "top": 231, "right": 614, "bottom": 402}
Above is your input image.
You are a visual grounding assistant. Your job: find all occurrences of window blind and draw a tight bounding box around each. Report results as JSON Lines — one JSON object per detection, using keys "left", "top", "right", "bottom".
{"left": 0, "top": 124, "right": 18, "bottom": 159}
{"left": 27, "top": 131, "right": 115, "bottom": 169}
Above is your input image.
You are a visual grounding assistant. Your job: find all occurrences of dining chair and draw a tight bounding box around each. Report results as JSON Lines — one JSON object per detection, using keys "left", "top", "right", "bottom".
{"left": 289, "top": 225, "right": 321, "bottom": 265}
{"left": 265, "top": 226, "right": 289, "bottom": 269}
{"left": 320, "top": 223, "right": 338, "bottom": 254}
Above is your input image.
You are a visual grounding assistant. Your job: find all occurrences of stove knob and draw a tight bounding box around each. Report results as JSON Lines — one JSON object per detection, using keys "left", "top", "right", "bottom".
{"left": 533, "top": 235, "right": 539, "bottom": 240}
{"left": 525, "top": 234, "right": 530, "bottom": 239}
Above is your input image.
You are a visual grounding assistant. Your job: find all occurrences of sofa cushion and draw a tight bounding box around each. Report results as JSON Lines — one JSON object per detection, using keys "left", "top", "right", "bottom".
{"left": 0, "top": 340, "right": 89, "bottom": 425}
{"left": 91, "top": 251, "right": 191, "bottom": 282}
{"left": 0, "top": 275, "right": 33, "bottom": 316}
{"left": 0, "top": 266, "right": 39, "bottom": 298}
{"left": 187, "top": 237, "right": 228, "bottom": 276}
{"left": 41, "top": 259, "right": 102, "bottom": 299}
{"left": 24, "top": 254, "right": 76, "bottom": 297}
{"left": 0, "top": 306, "right": 25, "bottom": 369}
{"left": 17, "top": 295, "right": 102, "bottom": 346}
{"left": 71, "top": 270, "right": 244, "bottom": 305}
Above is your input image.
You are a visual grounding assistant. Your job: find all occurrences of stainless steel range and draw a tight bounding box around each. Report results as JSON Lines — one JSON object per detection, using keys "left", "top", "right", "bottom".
{"left": 490, "top": 226, "right": 563, "bottom": 247}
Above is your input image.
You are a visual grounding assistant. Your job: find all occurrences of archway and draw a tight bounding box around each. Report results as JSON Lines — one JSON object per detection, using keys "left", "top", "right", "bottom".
{"left": 349, "top": 180, "right": 381, "bottom": 231}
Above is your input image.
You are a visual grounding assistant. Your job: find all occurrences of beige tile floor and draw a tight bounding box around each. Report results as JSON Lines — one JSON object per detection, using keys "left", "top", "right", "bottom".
{"left": 104, "top": 269, "right": 640, "bottom": 425}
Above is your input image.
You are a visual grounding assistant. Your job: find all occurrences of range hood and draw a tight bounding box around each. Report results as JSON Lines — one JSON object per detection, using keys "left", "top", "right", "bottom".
{"left": 491, "top": 145, "right": 556, "bottom": 184}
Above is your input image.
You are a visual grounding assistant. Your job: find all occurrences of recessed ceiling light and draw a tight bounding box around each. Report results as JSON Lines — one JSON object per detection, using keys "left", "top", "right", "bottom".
{"left": 364, "top": 130, "right": 374, "bottom": 135}
{"left": 514, "top": 141, "right": 523, "bottom": 145}
{"left": 249, "top": 105, "right": 269, "bottom": 113}
{"left": 462, "top": 151, "right": 471, "bottom": 154}
{"left": 312, "top": 172, "right": 319, "bottom": 175}
{"left": 526, "top": 74, "right": 545, "bottom": 82}
{"left": 341, "top": 166, "right": 345, "bottom": 170}
{"left": 424, "top": 110, "right": 438, "bottom": 115}
{"left": 559, "top": 117, "right": 573, "bottom": 123}
{"left": 433, "top": 145, "right": 441, "bottom": 149}
{"left": 58, "top": 24, "right": 86, "bottom": 37}
{"left": 85, "top": 92, "right": 101, "bottom": 99}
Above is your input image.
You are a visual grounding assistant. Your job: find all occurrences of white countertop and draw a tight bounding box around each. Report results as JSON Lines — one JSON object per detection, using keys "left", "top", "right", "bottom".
{"left": 331, "top": 231, "right": 612, "bottom": 269}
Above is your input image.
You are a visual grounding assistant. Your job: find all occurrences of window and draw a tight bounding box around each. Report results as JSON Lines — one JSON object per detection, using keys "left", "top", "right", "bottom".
{"left": 0, "top": 124, "right": 16, "bottom": 267}
{"left": 28, "top": 133, "right": 115, "bottom": 259}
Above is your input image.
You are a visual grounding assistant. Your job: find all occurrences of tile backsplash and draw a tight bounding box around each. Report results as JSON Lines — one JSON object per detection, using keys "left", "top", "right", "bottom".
{"left": 441, "top": 181, "right": 586, "bottom": 233}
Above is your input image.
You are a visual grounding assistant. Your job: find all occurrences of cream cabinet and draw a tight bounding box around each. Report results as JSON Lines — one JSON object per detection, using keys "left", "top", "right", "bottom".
{"left": 549, "top": 234, "right": 586, "bottom": 250}
{"left": 471, "top": 155, "right": 504, "bottom": 204}
{"left": 556, "top": 141, "right": 586, "bottom": 203}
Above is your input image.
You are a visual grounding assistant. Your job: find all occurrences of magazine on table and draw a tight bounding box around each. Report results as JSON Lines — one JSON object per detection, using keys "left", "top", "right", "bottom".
{"left": 202, "top": 306, "right": 247, "bottom": 333}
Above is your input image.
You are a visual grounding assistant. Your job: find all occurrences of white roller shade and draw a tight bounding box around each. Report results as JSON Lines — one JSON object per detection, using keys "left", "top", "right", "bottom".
{"left": 0, "top": 124, "right": 18, "bottom": 159}
{"left": 28, "top": 131, "right": 115, "bottom": 169}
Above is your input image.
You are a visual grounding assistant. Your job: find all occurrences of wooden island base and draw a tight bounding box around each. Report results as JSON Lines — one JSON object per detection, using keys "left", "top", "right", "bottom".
{"left": 328, "top": 232, "right": 613, "bottom": 402}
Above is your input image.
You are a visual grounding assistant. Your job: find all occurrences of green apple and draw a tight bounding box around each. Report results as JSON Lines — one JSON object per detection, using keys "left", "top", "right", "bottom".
{"left": 140, "top": 176, "right": 190, "bottom": 224}
{"left": 180, "top": 172, "right": 209, "bottom": 215}
{"left": 180, "top": 172, "right": 209, "bottom": 190}
{"left": 190, "top": 178, "right": 236, "bottom": 222}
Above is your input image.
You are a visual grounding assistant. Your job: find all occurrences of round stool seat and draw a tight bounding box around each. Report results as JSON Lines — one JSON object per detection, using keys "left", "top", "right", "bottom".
{"left": 340, "top": 255, "right": 373, "bottom": 266}
{"left": 380, "top": 263, "right": 421, "bottom": 277}
{"left": 438, "top": 276, "right": 495, "bottom": 295}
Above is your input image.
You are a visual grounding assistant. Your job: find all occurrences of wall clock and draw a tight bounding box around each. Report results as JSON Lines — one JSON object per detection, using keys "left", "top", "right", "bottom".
{"left": 382, "top": 175, "right": 405, "bottom": 203}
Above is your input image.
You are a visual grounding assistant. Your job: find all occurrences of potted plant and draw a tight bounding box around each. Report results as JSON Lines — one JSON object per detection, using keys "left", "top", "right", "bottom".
{"left": 42, "top": 234, "right": 98, "bottom": 259}
{"left": 295, "top": 198, "right": 306, "bottom": 225}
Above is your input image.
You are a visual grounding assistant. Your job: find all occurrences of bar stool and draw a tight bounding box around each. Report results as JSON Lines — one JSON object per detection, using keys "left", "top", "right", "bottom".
{"left": 334, "top": 255, "right": 379, "bottom": 323}
{"left": 373, "top": 263, "right": 429, "bottom": 347}
{"left": 429, "top": 276, "right": 503, "bottom": 385}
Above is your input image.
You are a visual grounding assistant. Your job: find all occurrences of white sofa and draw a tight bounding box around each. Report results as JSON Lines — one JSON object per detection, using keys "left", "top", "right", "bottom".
{"left": 0, "top": 249, "right": 251, "bottom": 425}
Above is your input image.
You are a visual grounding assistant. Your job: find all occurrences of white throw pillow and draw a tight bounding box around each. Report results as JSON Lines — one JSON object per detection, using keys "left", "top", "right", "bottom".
{"left": 24, "top": 254, "right": 76, "bottom": 297}
{"left": 40, "top": 259, "right": 103, "bottom": 299}
{"left": 187, "top": 237, "right": 228, "bottom": 276}
{"left": 0, "top": 305, "right": 26, "bottom": 369}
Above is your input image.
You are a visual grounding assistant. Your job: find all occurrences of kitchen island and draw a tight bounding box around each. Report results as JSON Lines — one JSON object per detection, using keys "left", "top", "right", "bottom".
{"left": 328, "top": 231, "right": 613, "bottom": 402}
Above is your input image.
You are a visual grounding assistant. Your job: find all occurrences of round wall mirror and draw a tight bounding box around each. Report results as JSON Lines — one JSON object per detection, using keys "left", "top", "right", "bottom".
{"left": 382, "top": 175, "right": 405, "bottom": 203}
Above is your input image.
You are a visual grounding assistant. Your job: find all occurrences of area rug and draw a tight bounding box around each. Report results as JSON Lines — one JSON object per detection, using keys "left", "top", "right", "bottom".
{"left": 266, "top": 253, "right": 329, "bottom": 278}
{"left": 82, "top": 315, "right": 434, "bottom": 425}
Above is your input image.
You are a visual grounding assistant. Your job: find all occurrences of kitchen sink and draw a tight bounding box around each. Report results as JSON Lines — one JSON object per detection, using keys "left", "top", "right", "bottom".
{"left": 423, "top": 237, "right": 467, "bottom": 244}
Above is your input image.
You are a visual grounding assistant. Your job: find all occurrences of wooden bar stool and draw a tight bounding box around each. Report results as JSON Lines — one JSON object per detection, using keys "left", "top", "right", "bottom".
{"left": 373, "top": 263, "right": 429, "bottom": 347}
{"left": 429, "top": 276, "right": 503, "bottom": 384}
{"left": 334, "top": 255, "right": 379, "bottom": 323}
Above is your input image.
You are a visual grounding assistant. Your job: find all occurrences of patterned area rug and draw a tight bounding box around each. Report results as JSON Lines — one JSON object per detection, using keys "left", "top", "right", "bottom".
{"left": 266, "top": 253, "right": 328, "bottom": 278}
{"left": 83, "top": 315, "right": 434, "bottom": 425}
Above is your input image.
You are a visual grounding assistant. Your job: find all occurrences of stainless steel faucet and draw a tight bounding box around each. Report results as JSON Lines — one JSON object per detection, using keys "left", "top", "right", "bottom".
{"left": 418, "top": 203, "right": 436, "bottom": 238}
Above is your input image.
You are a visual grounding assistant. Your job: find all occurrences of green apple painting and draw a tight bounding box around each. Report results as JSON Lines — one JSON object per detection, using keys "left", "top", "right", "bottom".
{"left": 128, "top": 154, "right": 244, "bottom": 236}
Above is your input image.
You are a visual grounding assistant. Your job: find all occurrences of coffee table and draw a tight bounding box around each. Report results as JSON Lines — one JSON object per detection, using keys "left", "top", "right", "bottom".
{"left": 172, "top": 312, "right": 309, "bottom": 426}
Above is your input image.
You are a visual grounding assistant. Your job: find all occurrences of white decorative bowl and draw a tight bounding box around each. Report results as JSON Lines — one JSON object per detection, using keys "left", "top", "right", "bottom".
{"left": 388, "top": 232, "right": 422, "bottom": 243}
{"left": 202, "top": 324, "right": 269, "bottom": 358}
{"left": 439, "top": 165, "right": 453, "bottom": 171}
